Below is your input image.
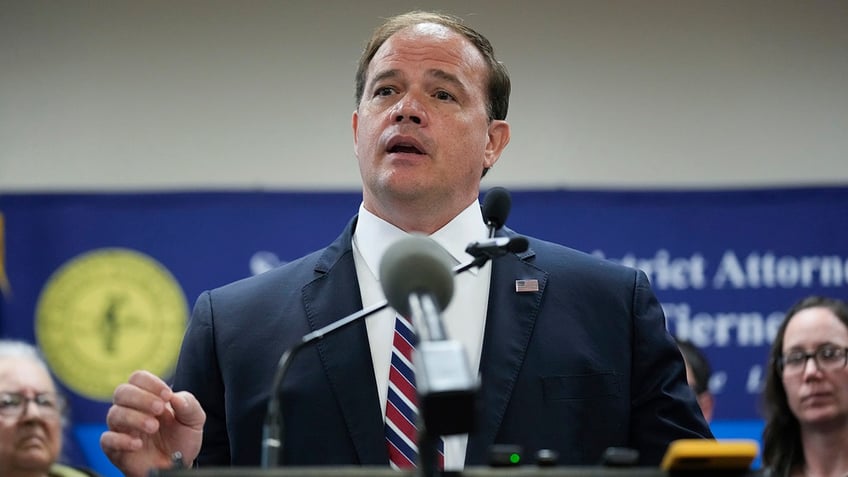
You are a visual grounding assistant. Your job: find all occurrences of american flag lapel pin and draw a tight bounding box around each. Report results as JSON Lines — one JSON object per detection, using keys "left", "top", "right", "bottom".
{"left": 515, "top": 279, "right": 539, "bottom": 293}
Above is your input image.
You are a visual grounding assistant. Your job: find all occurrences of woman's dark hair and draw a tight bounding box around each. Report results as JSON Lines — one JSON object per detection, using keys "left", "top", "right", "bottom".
{"left": 761, "top": 296, "right": 848, "bottom": 477}
{"left": 354, "top": 11, "right": 511, "bottom": 122}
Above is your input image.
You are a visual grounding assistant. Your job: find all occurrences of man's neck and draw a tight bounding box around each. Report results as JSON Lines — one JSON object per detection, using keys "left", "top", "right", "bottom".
{"left": 363, "top": 196, "right": 476, "bottom": 235}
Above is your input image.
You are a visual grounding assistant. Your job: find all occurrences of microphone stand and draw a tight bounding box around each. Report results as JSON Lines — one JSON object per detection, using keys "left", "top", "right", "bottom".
{"left": 260, "top": 254, "right": 502, "bottom": 468}
{"left": 486, "top": 221, "right": 497, "bottom": 238}
{"left": 260, "top": 301, "right": 389, "bottom": 467}
{"left": 408, "top": 292, "right": 475, "bottom": 477}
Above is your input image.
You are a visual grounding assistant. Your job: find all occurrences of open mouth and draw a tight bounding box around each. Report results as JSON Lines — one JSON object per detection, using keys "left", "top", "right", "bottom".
{"left": 386, "top": 136, "right": 426, "bottom": 155}
{"left": 389, "top": 144, "right": 424, "bottom": 154}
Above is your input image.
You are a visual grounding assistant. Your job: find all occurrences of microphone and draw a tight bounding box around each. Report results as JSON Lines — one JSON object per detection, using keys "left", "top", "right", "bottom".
{"left": 466, "top": 236, "right": 529, "bottom": 262}
{"left": 261, "top": 231, "right": 523, "bottom": 467}
{"left": 481, "top": 186, "right": 512, "bottom": 237}
{"left": 380, "top": 235, "right": 477, "bottom": 476}
{"left": 379, "top": 234, "right": 454, "bottom": 324}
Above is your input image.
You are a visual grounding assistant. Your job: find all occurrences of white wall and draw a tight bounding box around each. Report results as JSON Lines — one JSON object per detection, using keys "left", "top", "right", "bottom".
{"left": 1, "top": 0, "right": 846, "bottom": 191}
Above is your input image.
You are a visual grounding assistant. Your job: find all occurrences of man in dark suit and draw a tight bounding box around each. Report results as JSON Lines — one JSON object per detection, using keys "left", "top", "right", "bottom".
{"left": 100, "top": 11, "right": 711, "bottom": 476}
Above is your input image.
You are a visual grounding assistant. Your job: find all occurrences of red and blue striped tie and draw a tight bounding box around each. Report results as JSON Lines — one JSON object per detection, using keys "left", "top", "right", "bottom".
{"left": 385, "top": 315, "right": 445, "bottom": 469}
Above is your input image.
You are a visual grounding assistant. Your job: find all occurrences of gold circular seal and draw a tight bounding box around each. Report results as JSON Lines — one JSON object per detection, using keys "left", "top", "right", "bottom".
{"left": 35, "top": 248, "right": 188, "bottom": 401}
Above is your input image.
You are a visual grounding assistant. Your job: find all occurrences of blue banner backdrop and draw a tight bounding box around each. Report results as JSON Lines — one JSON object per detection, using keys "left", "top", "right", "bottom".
{"left": 1, "top": 187, "right": 847, "bottom": 474}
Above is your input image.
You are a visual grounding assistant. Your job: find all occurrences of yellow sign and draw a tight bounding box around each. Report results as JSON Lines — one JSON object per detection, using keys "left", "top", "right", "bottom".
{"left": 35, "top": 248, "right": 188, "bottom": 401}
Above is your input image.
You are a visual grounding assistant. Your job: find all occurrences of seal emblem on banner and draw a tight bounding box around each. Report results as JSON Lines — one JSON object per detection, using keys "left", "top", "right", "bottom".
{"left": 35, "top": 248, "right": 188, "bottom": 401}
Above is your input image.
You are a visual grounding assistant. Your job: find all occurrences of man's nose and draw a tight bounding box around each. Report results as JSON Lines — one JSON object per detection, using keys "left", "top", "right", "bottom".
{"left": 392, "top": 94, "right": 426, "bottom": 125}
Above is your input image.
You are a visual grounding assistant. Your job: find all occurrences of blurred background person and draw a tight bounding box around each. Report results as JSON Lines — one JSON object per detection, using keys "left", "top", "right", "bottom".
{"left": 676, "top": 338, "right": 715, "bottom": 423}
{"left": 0, "top": 339, "right": 100, "bottom": 477}
{"left": 762, "top": 296, "right": 848, "bottom": 477}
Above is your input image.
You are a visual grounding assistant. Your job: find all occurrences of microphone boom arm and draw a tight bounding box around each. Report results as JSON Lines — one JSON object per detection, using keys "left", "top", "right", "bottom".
{"left": 261, "top": 300, "right": 389, "bottom": 467}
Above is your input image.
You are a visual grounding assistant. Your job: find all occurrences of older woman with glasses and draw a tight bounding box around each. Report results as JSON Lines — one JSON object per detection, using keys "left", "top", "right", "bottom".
{"left": 762, "top": 296, "right": 848, "bottom": 477}
{"left": 0, "top": 340, "right": 99, "bottom": 477}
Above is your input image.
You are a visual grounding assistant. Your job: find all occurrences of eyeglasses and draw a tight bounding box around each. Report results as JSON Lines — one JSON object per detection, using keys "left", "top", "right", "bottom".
{"left": 0, "top": 392, "right": 66, "bottom": 418}
{"left": 779, "top": 346, "right": 848, "bottom": 376}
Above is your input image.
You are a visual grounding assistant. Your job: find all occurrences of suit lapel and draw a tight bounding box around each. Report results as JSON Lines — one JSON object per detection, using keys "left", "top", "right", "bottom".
{"left": 466, "top": 244, "right": 547, "bottom": 464}
{"left": 302, "top": 218, "right": 388, "bottom": 465}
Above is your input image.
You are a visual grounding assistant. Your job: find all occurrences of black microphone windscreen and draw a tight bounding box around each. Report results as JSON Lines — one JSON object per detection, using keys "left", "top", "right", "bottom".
{"left": 482, "top": 187, "right": 512, "bottom": 230}
{"left": 379, "top": 235, "right": 455, "bottom": 318}
{"left": 508, "top": 236, "right": 530, "bottom": 253}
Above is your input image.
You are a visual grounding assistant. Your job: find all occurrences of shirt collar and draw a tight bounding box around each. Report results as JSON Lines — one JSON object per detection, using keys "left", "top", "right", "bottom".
{"left": 354, "top": 201, "right": 489, "bottom": 282}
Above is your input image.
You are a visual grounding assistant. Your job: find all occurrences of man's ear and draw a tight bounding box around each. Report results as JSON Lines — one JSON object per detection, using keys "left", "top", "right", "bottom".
{"left": 483, "top": 120, "right": 510, "bottom": 169}
{"left": 352, "top": 110, "right": 359, "bottom": 151}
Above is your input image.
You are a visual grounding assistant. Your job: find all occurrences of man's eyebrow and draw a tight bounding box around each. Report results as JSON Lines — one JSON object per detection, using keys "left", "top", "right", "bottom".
{"left": 368, "top": 68, "right": 469, "bottom": 96}
{"left": 369, "top": 69, "right": 401, "bottom": 88}
{"left": 428, "top": 69, "right": 468, "bottom": 95}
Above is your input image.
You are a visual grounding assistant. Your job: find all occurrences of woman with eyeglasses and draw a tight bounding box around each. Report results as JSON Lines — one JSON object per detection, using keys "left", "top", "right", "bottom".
{"left": 0, "top": 340, "right": 100, "bottom": 477}
{"left": 762, "top": 296, "right": 848, "bottom": 477}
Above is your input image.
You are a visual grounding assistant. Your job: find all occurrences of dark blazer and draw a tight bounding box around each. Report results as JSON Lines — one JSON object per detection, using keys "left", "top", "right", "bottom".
{"left": 173, "top": 216, "right": 711, "bottom": 468}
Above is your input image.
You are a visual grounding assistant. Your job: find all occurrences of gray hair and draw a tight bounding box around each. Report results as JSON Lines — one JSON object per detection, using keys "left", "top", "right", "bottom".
{"left": 0, "top": 339, "right": 52, "bottom": 372}
{"left": 0, "top": 339, "right": 66, "bottom": 426}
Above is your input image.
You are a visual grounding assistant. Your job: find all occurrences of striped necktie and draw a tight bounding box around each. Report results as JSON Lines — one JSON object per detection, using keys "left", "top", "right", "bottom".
{"left": 385, "top": 314, "right": 445, "bottom": 469}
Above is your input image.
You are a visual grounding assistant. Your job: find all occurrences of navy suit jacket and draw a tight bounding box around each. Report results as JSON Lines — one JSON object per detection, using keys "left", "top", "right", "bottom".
{"left": 173, "top": 216, "right": 712, "bottom": 467}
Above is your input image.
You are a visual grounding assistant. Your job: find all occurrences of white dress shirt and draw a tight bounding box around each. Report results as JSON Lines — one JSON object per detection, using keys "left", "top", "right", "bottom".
{"left": 352, "top": 201, "right": 492, "bottom": 470}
